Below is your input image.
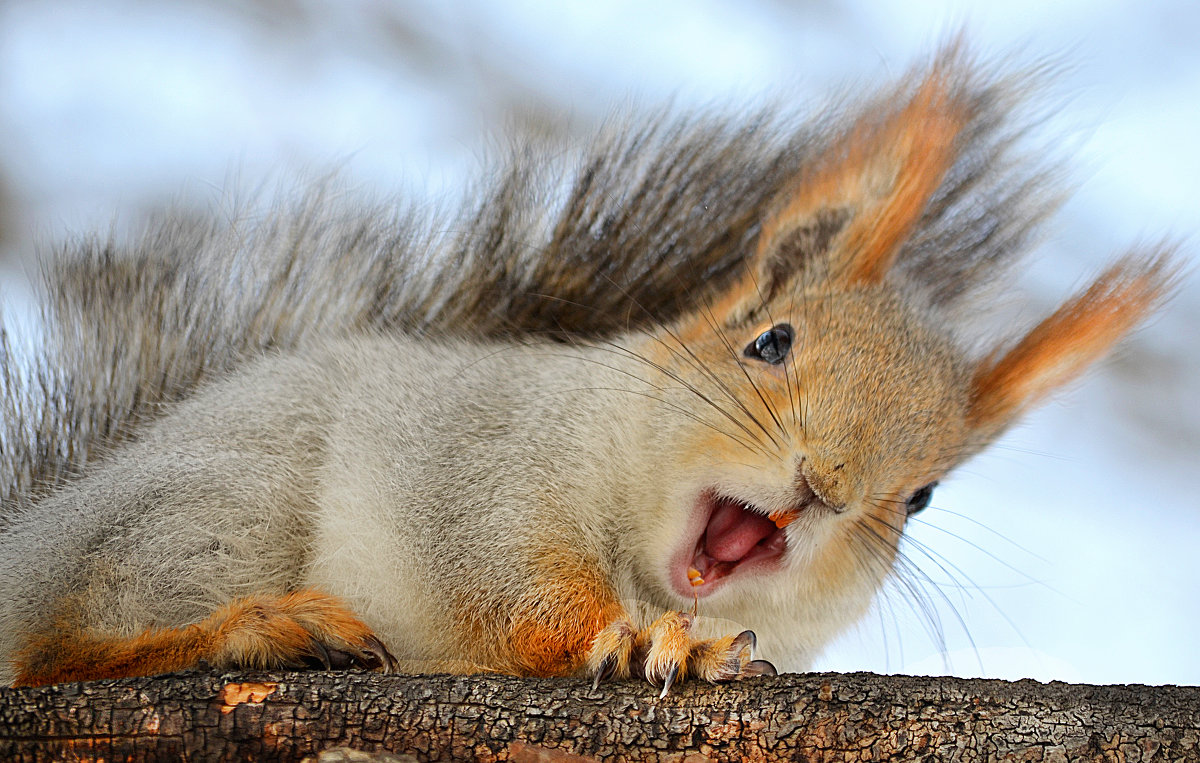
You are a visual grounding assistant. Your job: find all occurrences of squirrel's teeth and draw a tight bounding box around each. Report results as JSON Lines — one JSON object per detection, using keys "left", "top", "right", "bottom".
{"left": 769, "top": 509, "right": 799, "bottom": 529}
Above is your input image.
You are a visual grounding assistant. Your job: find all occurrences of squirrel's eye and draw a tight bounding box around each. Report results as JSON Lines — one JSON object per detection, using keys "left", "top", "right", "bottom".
{"left": 905, "top": 482, "right": 937, "bottom": 516}
{"left": 743, "top": 323, "right": 794, "bottom": 365}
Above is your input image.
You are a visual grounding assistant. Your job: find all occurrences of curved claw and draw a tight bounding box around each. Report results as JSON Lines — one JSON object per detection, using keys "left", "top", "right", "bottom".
{"left": 592, "top": 653, "right": 617, "bottom": 690}
{"left": 312, "top": 635, "right": 397, "bottom": 672}
{"left": 324, "top": 646, "right": 359, "bottom": 670}
{"left": 730, "top": 630, "right": 757, "bottom": 658}
{"left": 658, "top": 663, "right": 680, "bottom": 699}
{"left": 743, "top": 659, "right": 777, "bottom": 678}
{"left": 309, "top": 638, "right": 333, "bottom": 670}
{"left": 361, "top": 634, "right": 397, "bottom": 672}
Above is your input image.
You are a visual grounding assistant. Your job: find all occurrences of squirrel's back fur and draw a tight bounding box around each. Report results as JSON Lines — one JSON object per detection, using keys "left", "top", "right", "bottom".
{"left": 0, "top": 46, "right": 1179, "bottom": 688}
{"left": 1, "top": 50, "right": 1048, "bottom": 511}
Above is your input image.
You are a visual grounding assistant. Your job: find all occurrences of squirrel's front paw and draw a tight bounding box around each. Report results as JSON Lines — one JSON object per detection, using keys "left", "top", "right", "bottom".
{"left": 588, "top": 611, "right": 776, "bottom": 697}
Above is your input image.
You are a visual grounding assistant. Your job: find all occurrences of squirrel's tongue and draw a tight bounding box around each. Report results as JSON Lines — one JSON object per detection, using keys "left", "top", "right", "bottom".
{"left": 704, "top": 499, "right": 778, "bottom": 562}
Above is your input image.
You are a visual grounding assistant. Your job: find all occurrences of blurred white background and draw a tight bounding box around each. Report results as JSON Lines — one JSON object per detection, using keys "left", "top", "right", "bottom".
{"left": 1, "top": 1, "right": 1196, "bottom": 685}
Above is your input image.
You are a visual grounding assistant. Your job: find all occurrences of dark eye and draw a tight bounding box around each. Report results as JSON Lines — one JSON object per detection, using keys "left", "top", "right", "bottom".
{"left": 743, "top": 323, "right": 794, "bottom": 365}
{"left": 905, "top": 482, "right": 937, "bottom": 516}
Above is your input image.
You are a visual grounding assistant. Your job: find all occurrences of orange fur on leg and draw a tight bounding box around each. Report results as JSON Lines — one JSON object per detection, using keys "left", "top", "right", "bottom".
{"left": 505, "top": 579, "right": 626, "bottom": 677}
{"left": 468, "top": 548, "right": 626, "bottom": 678}
{"left": 14, "top": 589, "right": 391, "bottom": 687}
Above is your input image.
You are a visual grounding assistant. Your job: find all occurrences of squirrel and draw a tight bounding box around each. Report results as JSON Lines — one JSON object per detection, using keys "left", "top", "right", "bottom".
{"left": 0, "top": 46, "right": 1180, "bottom": 692}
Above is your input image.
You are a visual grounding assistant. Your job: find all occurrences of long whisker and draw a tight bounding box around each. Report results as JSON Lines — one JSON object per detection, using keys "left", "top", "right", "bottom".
{"left": 865, "top": 499, "right": 1000, "bottom": 595}
{"left": 521, "top": 308, "right": 777, "bottom": 460}
{"left": 741, "top": 259, "right": 797, "bottom": 433}
{"left": 692, "top": 297, "right": 786, "bottom": 443}
{"left": 590, "top": 344, "right": 774, "bottom": 457}
{"left": 535, "top": 383, "right": 767, "bottom": 456}
{"left": 545, "top": 344, "right": 775, "bottom": 460}
{"left": 862, "top": 500, "right": 1036, "bottom": 654}
{"left": 655, "top": 320, "right": 784, "bottom": 449}
{"left": 918, "top": 504, "right": 1049, "bottom": 564}
{"left": 584, "top": 270, "right": 785, "bottom": 450}
{"left": 853, "top": 516, "right": 974, "bottom": 660}
{"left": 846, "top": 518, "right": 951, "bottom": 655}
{"left": 868, "top": 494, "right": 1050, "bottom": 587}
{"left": 787, "top": 278, "right": 815, "bottom": 432}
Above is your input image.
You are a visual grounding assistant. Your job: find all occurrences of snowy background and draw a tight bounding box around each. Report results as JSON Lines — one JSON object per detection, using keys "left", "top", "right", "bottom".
{"left": 1, "top": 1, "right": 1196, "bottom": 686}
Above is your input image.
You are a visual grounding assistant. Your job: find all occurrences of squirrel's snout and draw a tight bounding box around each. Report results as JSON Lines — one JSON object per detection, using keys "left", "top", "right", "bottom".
{"left": 796, "top": 458, "right": 848, "bottom": 513}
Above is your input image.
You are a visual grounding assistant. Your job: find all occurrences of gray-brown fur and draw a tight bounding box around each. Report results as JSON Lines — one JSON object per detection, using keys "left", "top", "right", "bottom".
{"left": 0, "top": 51, "right": 1049, "bottom": 512}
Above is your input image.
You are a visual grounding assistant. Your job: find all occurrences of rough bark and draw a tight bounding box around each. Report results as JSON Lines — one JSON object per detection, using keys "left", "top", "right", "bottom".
{"left": 0, "top": 669, "right": 1196, "bottom": 762}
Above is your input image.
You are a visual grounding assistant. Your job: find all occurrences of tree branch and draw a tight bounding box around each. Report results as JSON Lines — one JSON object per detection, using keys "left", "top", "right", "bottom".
{"left": 0, "top": 670, "right": 1197, "bottom": 761}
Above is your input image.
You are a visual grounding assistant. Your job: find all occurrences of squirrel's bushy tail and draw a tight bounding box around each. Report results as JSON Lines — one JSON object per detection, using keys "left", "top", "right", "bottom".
{"left": 0, "top": 46, "right": 1053, "bottom": 511}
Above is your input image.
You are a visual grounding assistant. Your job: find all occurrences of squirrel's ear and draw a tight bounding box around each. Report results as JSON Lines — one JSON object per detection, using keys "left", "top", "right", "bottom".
{"left": 967, "top": 250, "right": 1179, "bottom": 439}
{"left": 704, "top": 57, "right": 973, "bottom": 328}
{"left": 759, "top": 60, "right": 969, "bottom": 289}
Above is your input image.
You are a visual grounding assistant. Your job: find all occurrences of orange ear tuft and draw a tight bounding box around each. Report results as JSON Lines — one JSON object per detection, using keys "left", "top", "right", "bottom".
{"left": 697, "top": 58, "right": 975, "bottom": 332}
{"left": 968, "top": 248, "right": 1180, "bottom": 436}
{"left": 756, "top": 58, "right": 971, "bottom": 290}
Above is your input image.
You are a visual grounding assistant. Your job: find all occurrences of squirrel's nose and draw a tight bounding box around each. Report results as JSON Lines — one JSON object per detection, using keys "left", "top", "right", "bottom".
{"left": 797, "top": 457, "right": 848, "bottom": 513}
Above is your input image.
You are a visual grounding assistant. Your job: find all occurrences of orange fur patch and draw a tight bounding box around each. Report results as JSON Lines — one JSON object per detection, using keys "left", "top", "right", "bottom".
{"left": 501, "top": 549, "right": 626, "bottom": 678}
{"left": 210, "top": 589, "right": 379, "bottom": 670}
{"left": 969, "top": 250, "right": 1178, "bottom": 434}
{"left": 836, "top": 76, "right": 967, "bottom": 285}
{"left": 688, "top": 633, "right": 748, "bottom": 682}
{"left": 760, "top": 67, "right": 967, "bottom": 288}
{"left": 586, "top": 617, "right": 638, "bottom": 679}
{"left": 677, "top": 58, "right": 972, "bottom": 338}
{"left": 15, "top": 615, "right": 213, "bottom": 687}
{"left": 13, "top": 589, "right": 379, "bottom": 686}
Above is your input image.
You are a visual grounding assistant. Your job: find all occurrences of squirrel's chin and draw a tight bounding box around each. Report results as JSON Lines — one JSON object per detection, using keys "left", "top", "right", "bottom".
{"left": 667, "top": 491, "right": 790, "bottom": 600}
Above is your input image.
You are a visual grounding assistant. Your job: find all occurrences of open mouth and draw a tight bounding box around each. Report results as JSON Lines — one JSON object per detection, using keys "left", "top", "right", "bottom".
{"left": 678, "top": 493, "right": 794, "bottom": 596}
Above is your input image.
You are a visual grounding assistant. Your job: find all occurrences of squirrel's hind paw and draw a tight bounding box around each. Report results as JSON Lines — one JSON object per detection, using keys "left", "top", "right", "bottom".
{"left": 12, "top": 589, "right": 397, "bottom": 686}
{"left": 587, "top": 611, "right": 776, "bottom": 697}
{"left": 215, "top": 590, "right": 398, "bottom": 674}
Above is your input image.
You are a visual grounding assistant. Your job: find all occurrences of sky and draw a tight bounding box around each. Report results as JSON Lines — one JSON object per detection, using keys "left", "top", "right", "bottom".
{"left": 0, "top": 0, "right": 1197, "bottom": 686}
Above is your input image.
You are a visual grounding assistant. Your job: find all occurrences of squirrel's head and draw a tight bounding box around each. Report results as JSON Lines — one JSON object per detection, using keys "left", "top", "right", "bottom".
{"left": 632, "top": 54, "right": 1178, "bottom": 624}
